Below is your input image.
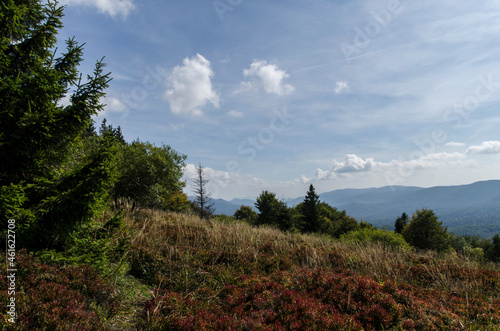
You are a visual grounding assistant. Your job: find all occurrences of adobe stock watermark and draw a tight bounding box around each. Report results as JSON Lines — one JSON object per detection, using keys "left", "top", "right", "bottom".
{"left": 6, "top": 218, "right": 17, "bottom": 324}
{"left": 384, "top": 73, "right": 500, "bottom": 186}
{"left": 213, "top": 0, "right": 243, "bottom": 22}
{"left": 340, "top": 0, "right": 403, "bottom": 61}
{"left": 206, "top": 106, "right": 295, "bottom": 197}
{"left": 120, "top": 65, "right": 168, "bottom": 110}
{"left": 442, "top": 74, "right": 499, "bottom": 127}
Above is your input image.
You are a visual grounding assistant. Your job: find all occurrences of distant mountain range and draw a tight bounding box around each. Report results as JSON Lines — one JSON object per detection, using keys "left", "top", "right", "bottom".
{"left": 192, "top": 180, "right": 500, "bottom": 238}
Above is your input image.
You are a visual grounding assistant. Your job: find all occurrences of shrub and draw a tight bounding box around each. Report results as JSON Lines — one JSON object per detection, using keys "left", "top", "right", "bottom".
{"left": 234, "top": 205, "right": 258, "bottom": 224}
{"left": 255, "top": 191, "right": 293, "bottom": 231}
{"left": 113, "top": 141, "right": 187, "bottom": 211}
{"left": 341, "top": 227, "right": 410, "bottom": 250}
{"left": 0, "top": 249, "right": 119, "bottom": 330}
{"left": 140, "top": 267, "right": 496, "bottom": 330}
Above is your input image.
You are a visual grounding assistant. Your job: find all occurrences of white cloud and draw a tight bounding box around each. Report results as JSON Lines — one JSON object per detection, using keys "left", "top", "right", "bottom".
{"left": 332, "top": 154, "right": 376, "bottom": 173}
{"left": 466, "top": 141, "right": 500, "bottom": 154}
{"left": 227, "top": 110, "right": 244, "bottom": 118}
{"left": 243, "top": 60, "right": 294, "bottom": 95}
{"left": 334, "top": 81, "right": 349, "bottom": 94}
{"left": 60, "top": 0, "right": 135, "bottom": 18}
{"left": 104, "top": 96, "right": 127, "bottom": 113}
{"left": 91, "top": 96, "right": 129, "bottom": 121}
{"left": 445, "top": 142, "right": 465, "bottom": 147}
{"left": 165, "top": 54, "right": 220, "bottom": 116}
{"left": 298, "top": 154, "right": 379, "bottom": 182}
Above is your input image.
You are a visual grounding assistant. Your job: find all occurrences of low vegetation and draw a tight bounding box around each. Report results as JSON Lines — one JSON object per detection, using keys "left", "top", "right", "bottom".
{"left": 3, "top": 202, "right": 499, "bottom": 330}
{"left": 124, "top": 207, "right": 500, "bottom": 330}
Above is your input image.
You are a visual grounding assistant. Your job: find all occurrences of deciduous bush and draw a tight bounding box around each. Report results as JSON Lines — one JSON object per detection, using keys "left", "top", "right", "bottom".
{"left": 402, "top": 208, "right": 450, "bottom": 252}
{"left": 234, "top": 205, "right": 258, "bottom": 224}
{"left": 113, "top": 140, "right": 187, "bottom": 211}
{"left": 341, "top": 227, "right": 410, "bottom": 250}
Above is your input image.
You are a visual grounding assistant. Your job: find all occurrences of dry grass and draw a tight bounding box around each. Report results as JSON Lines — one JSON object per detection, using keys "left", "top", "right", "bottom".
{"left": 118, "top": 202, "right": 499, "bottom": 296}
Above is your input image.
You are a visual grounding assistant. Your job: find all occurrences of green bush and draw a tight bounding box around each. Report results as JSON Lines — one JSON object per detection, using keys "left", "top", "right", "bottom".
{"left": 38, "top": 214, "right": 129, "bottom": 275}
{"left": 318, "top": 202, "right": 360, "bottom": 238}
{"left": 113, "top": 140, "right": 187, "bottom": 211}
{"left": 234, "top": 205, "right": 258, "bottom": 224}
{"left": 341, "top": 227, "right": 410, "bottom": 250}
{"left": 402, "top": 208, "right": 450, "bottom": 252}
{"left": 255, "top": 191, "right": 293, "bottom": 231}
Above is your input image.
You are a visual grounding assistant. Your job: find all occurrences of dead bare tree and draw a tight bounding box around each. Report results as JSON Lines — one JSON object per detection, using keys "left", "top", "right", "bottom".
{"left": 193, "top": 163, "right": 215, "bottom": 220}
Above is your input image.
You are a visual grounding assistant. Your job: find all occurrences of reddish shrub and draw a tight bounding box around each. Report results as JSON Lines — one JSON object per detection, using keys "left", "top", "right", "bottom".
{"left": 0, "top": 249, "right": 119, "bottom": 330}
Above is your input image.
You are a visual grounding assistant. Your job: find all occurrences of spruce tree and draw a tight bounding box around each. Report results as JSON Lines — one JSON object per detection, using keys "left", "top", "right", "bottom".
{"left": 394, "top": 212, "right": 409, "bottom": 234}
{"left": 299, "top": 184, "right": 321, "bottom": 233}
{"left": 0, "top": 0, "right": 118, "bottom": 249}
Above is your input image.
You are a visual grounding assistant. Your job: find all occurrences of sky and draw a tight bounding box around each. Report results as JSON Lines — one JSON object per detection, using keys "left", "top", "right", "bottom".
{"left": 57, "top": 0, "right": 500, "bottom": 199}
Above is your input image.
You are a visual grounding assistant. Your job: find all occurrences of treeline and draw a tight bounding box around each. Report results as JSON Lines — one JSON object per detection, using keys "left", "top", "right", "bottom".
{"left": 234, "top": 185, "right": 366, "bottom": 236}
{"left": 233, "top": 185, "right": 408, "bottom": 249}
{"left": 231, "top": 186, "right": 500, "bottom": 262}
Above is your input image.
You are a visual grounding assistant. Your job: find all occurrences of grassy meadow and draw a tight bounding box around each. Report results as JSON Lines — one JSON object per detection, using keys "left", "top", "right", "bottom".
{"left": 2, "top": 201, "right": 499, "bottom": 330}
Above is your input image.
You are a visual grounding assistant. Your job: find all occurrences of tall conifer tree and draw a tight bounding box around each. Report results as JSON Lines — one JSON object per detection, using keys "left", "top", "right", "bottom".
{"left": 0, "top": 0, "right": 118, "bottom": 248}
{"left": 299, "top": 184, "right": 321, "bottom": 233}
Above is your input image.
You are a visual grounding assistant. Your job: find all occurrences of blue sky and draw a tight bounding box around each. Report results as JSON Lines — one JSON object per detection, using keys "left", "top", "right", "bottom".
{"left": 58, "top": 0, "right": 500, "bottom": 199}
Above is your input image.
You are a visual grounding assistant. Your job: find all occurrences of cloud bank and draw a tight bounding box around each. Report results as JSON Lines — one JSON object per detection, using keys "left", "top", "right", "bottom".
{"left": 181, "top": 141, "right": 497, "bottom": 198}
{"left": 299, "top": 152, "right": 476, "bottom": 184}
